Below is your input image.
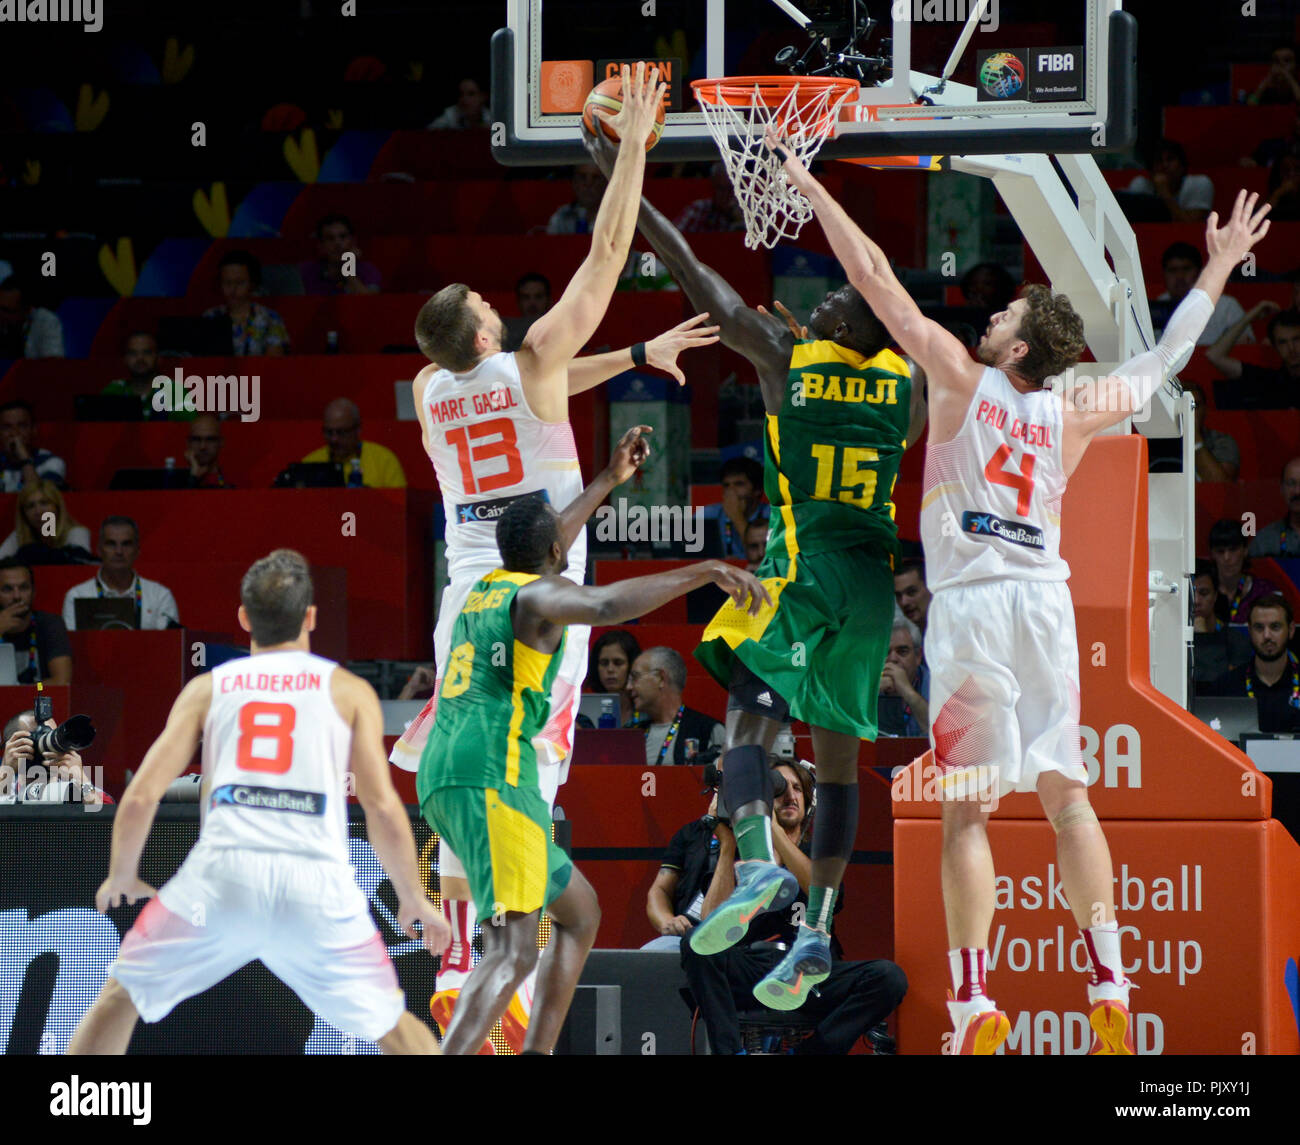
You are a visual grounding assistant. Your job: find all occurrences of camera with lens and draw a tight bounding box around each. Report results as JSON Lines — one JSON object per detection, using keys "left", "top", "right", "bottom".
{"left": 32, "top": 694, "right": 97, "bottom": 756}
{"left": 701, "top": 753, "right": 787, "bottom": 827}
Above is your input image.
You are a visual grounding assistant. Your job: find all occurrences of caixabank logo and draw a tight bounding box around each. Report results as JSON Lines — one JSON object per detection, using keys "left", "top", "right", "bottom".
{"left": 977, "top": 50, "right": 1026, "bottom": 100}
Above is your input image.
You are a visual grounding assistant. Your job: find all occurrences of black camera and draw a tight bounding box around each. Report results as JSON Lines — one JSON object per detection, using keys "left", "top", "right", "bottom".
{"left": 702, "top": 756, "right": 787, "bottom": 825}
{"left": 31, "top": 694, "right": 97, "bottom": 756}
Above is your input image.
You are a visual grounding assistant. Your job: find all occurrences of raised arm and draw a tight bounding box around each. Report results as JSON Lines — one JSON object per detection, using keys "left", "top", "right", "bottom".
{"left": 1205, "top": 299, "right": 1277, "bottom": 380}
{"left": 1070, "top": 190, "right": 1272, "bottom": 440}
{"left": 95, "top": 674, "right": 210, "bottom": 911}
{"left": 518, "top": 64, "right": 664, "bottom": 389}
{"left": 770, "top": 133, "right": 977, "bottom": 389}
{"left": 566, "top": 314, "right": 721, "bottom": 395}
{"left": 582, "top": 126, "right": 791, "bottom": 386}
{"left": 553, "top": 423, "right": 652, "bottom": 553}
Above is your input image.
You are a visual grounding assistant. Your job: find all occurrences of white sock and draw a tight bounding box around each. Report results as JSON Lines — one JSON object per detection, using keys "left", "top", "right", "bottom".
{"left": 1082, "top": 921, "right": 1130, "bottom": 1002}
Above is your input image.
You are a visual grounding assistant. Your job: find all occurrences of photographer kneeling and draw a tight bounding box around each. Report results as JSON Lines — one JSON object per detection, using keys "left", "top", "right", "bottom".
{"left": 0, "top": 704, "right": 108, "bottom": 806}
{"left": 649, "top": 757, "right": 906, "bottom": 1054}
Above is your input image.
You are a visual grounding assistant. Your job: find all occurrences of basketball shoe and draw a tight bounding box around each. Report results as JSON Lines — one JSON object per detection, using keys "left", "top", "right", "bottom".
{"left": 1087, "top": 979, "right": 1136, "bottom": 1055}
{"left": 946, "top": 995, "right": 1011, "bottom": 1055}
{"left": 688, "top": 860, "right": 799, "bottom": 956}
{"left": 753, "top": 924, "right": 832, "bottom": 1010}
{"left": 429, "top": 986, "right": 496, "bottom": 1056}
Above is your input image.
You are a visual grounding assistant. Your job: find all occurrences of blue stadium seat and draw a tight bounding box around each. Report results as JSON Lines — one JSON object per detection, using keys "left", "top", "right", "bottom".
{"left": 318, "top": 131, "right": 390, "bottom": 183}
{"left": 54, "top": 297, "right": 118, "bottom": 358}
{"left": 134, "top": 238, "right": 211, "bottom": 298}
{"left": 228, "top": 182, "right": 302, "bottom": 238}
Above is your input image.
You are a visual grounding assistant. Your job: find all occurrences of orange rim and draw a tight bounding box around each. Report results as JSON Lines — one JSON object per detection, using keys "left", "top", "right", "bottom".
{"left": 690, "top": 75, "right": 859, "bottom": 111}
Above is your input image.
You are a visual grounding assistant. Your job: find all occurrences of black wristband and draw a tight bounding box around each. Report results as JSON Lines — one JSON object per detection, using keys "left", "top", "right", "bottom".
{"left": 631, "top": 342, "right": 647, "bottom": 367}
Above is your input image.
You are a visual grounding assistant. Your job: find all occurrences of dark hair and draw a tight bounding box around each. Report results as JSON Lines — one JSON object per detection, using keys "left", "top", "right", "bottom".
{"left": 959, "top": 262, "right": 1016, "bottom": 308}
{"left": 315, "top": 213, "right": 354, "bottom": 239}
{"left": 895, "top": 556, "right": 927, "bottom": 584}
{"left": 122, "top": 329, "right": 156, "bottom": 349}
{"left": 1015, "top": 283, "right": 1086, "bottom": 385}
{"left": 241, "top": 549, "right": 314, "bottom": 645}
{"left": 1152, "top": 137, "right": 1187, "bottom": 169}
{"left": 835, "top": 285, "right": 890, "bottom": 358}
{"left": 217, "top": 250, "right": 263, "bottom": 288}
{"left": 772, "top": 758, "right": 815, "bottom": 841}
{"left": 515, "top": 272, "right": 551, "bottom": 297}
{"left": 1208, "top": 517, "right": 1248, "bottom": 550}
{"left": 642, "top": 646, "right": 687, "bottom": 692}
{"left": 1193, "top": 557, "right": 1215, "bottom": 581}
{"left": 1249, "top": 592, "right": 1293, "bottom": 627}
{"left": 0, "top": 557, "right": 33, "bottom": 586}
{"left": 586, "top": 629, "right": 642, "bottom": 692}
{"left": 99, "top": 515, "right": 139, "bottom": 544}
{"left": 0, "top": 399, "right": 34, "bottom": 421}
{"left": 496, "top": 495, "right": 558, "bottom": 573}
{"left": 1267, "top": 307, "right": 1300, "bottom": 343}
{"left": 415, "top": 283, "right": 481, "bottom": 371}
{"left": 720, "top": 456, "right": 763, "bottom": 489}
{"left": 1161, "top": 241, "right": 1202, "bottom": 270}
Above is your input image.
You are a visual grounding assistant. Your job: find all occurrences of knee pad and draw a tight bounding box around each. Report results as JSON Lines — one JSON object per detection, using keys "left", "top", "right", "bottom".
{"left": 810, "top": 781, "right": 858, "bottom": 861}
{"left": 1050, "top": 802, "right": 1098, "bottom": 833}
{"left": 719, "top": 745, "right": 773, "bottom": 818}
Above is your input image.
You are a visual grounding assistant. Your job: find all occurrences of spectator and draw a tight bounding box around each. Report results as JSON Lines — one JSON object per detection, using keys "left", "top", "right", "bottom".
{"left": 546, "top": 164, "right": 606, "bottom": 236}
{"left": 1151, "top": 243, "right": 1252, "bottom": 347}
{"left": 1206, "top": 595, "right": 1300, "bottom": 732}
{"left": 1206, "top": 304, "right": 1300, "bottom": 408}
{"left": 427, "top": 77, "right": 491, "bottom": 129}
{"left": 1249, "top": 456, "right": 1300, "bottom": 558}
{"left": 182, "top": 413, "right": 233, "bottom": 489}
{"left": 893, "top": 557, "right": 932, "bottom": 635}
{"left": 1266, "top": 150, "right": 1300, "bottom": 222}
{"left": 0, "top": 276, "right": 64, "bottom": 358}
{"left": 62, "top": 516, "right": 180, "bottom": 630}
{"left": 676, "top": 759, "right": 908, "bottom": 1054}
{"left": 700, "top": 456, "right": 770, "bottom": 560}
{"left": 1, "top": 709, "right": 108, "bottom": 806}
{"left": 743, "top": 518, "right": 768, "bottom": 573}
{"left": 1126, "top": 139, "right": 1214, "bottom": 224}
{"left": 203, "top": 251, "right": 289, "bottom": 357}
{"left": 1245, "top": 108, "right": 1300, "bottom": 168}
{"left": 101, "top": 331, "right": 195, "bottom": 422}
{"left": 959, "top": 262, "right": 1016, "bottom": 313}
{"left": 0, "top": 560, "right": 71, "bottom": 684}
{"left": 0, "top": 481, "right": 92, "bottom": 563}
{"left": 585, "top": 629, "right": 641, "bottom": 727}
{"left": 674, "top": 163, "right": 744, "bottom": 233}
{"left": 0, "top": 399, "right": 66, "bottom": 492}
{"left": 1245, "top": 41, "right": 1300, "bottom": 106}
{"left": 628, "top": 647, "right": 723, "bottom": 765}
{"left": 299, "top": 214, "right": 382, "bottom": 296}
{"left": 300, "top": 397, "right": 406, "bottom": 488}
{"left": 503, "top": 272, "right": 552, "bottom": 350}
{"left": 1183, "top": 381, "right": 1240, "bottom": 482}
{"left": 877, "top": 614, "right": 929, "bottom": 736}
{"left": 1192, "top": 559, "right": 1250, "bottom": 690}
{"left": 1207, "top": 518, "right": 1278, "bottom": 627}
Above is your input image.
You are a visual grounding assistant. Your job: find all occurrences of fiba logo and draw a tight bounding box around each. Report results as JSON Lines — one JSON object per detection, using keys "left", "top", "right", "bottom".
{"left": 547, "top": 62, "right": 585, "bottom": 110}
{"left": 979, "top": 51, "right": 1025, "bottom": 99}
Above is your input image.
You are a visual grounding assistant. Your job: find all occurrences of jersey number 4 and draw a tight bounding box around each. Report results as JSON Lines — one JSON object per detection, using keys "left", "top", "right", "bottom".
{"left": 446, "top": 418, "right": 525, "bottom": 494}
{"left": 234, "top": 701, "right": 297, "bottom": 774}
{"left": 984, "top": 444, "right": 1035, "bottom": 516}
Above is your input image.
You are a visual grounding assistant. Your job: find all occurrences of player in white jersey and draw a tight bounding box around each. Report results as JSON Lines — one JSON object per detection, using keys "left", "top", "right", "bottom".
{"left": 771, "top": 141, "right": 1272, "bottom": 1055}
{"left": 399, "top": 64, "right": 713, "bottom": 1051}
{"left": 68, "top": 550, "right": 449, "bottom": 1055}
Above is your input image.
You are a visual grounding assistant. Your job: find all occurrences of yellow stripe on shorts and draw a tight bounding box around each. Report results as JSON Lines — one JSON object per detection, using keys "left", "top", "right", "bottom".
{"left": 485, "top": 788, "right": 548, "bottom": 917}
{"left": 766, "top": 413, "right": 800, "bottom": 583}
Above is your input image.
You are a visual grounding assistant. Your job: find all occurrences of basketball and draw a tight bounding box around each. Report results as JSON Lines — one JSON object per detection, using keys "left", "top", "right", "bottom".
{"left": 582, "top": 76, "right": 665, "bottom": 151}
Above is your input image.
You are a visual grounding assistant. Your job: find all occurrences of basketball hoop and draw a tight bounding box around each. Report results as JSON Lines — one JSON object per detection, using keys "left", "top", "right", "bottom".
{"left": 690, "top": 75, "right": 859, "bottom": 250}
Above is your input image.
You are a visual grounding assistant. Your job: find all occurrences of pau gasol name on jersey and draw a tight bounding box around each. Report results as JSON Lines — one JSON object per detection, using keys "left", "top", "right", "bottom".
{"left": 962, "top": 511, "right": 1045, "bottom": 549}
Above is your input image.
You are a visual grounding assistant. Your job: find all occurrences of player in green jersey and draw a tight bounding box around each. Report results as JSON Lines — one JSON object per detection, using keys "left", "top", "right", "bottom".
{"left": 583, "top": 125, "right": 926, "bottom": 1009}
{"left": 420, "top": 425, "right": 770, "bottom": 1054}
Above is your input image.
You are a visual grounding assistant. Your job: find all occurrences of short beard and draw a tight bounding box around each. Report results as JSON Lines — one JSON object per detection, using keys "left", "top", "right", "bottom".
{"left": 1255, "top": 646, "right": 1288, "bottom": 664}
{"left": 975, "top": 342, "right": 996, "bottom": 366}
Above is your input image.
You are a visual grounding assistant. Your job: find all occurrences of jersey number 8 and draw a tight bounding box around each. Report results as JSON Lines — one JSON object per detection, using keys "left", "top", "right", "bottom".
{"left": 234, "top": 701, "right": 297, "bottom": 774}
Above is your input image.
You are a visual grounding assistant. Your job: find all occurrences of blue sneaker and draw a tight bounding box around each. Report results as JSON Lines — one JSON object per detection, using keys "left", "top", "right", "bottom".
{"left": 754, "top": 925, "right": 832, "bottom": 1011}
{"left": 688, "top": 860, "right": 799, "bottom": 956}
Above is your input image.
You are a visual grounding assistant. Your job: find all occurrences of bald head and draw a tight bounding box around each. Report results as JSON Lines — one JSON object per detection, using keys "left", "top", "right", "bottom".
{"left": 188, "top": 412, "right": 224, "bottom": 473}
{"left": 321, "top": 398, "right": 362, "bottom": 463}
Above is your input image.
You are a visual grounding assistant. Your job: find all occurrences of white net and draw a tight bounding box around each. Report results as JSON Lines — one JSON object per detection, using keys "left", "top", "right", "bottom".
{"left": 693, "top": 78, "right": 858, "bottom": 251}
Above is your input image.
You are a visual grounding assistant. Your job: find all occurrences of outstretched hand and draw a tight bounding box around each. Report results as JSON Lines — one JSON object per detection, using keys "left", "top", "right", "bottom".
{"left": 1206, "top": 189, "right": 1271, "bottom": 264}
{"left": 757, "top": 299, "right": 808, "bottom": 339}
{"left": 645, "top": 313, "right": 721, "bottom": 384}
{"left": 763, "top": 125, "right": 814, "bottom": 191}
{"left": 606, "top": 424, "right": 653, "bottom": 485}
{"left": 591, "top": 62, "right": 666, "bottom": 151}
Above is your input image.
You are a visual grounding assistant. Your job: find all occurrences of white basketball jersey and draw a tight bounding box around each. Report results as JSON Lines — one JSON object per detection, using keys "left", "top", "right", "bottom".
{"left": 921, "top": 367, "right": 1070, "bottom": 592}
{"left": 200, "top": 651, "right": 352, "bottom": 864}
{"left": 423, "top": 351, "right": 586, "bottom": 584}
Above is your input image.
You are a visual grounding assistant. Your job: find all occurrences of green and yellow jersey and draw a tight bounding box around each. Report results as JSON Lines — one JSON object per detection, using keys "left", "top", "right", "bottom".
{"left": 417, "top": 569, "right": 566, "bottom": 801}
{"left": 765, "top": 339, "right": 912, "bottom": 562}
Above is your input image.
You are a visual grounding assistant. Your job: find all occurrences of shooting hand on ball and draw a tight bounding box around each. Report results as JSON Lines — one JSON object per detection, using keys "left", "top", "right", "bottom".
{"left": 597, "top": 62, "right": 666, "bottom": 151}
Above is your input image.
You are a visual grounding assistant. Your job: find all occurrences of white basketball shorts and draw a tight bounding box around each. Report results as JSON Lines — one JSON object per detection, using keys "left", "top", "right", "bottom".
{"left": 926, "top": 579, "right": 1087, "bottom": 799}
{"left": 109, "top": 847, "right": 405, "bottom": 1043}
